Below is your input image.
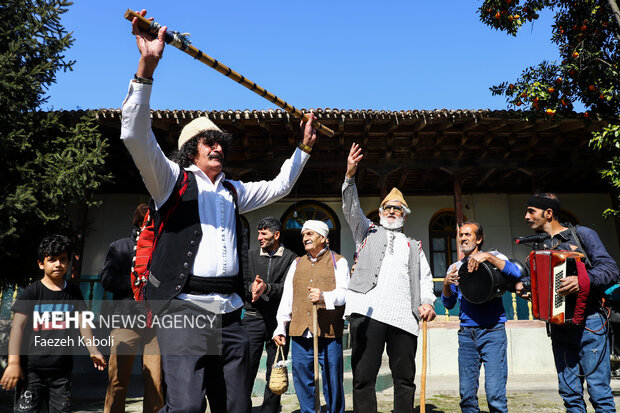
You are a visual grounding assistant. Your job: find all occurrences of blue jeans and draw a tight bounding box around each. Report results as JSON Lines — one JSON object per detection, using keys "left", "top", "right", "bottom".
{"left": 291, "top": 336, "right": 344, "bottom": 413}
{"left": 457, "top": 324, "right": 508, "bottom": 413}
{"left": 550, "top": 312, "right": 616, "bottom": 413}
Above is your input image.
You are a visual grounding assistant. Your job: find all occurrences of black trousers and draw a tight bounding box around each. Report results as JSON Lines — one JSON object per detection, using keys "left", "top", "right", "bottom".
{"left": 349, "top": 314, "right": 418, "bottom": 413}
{"left": 156, "top": 309, "right": 250, "bottom": 413}
{"left": 14, "top": 370, "right": 71, "bottom": 413}
{"left": 241, "top": 313, "right": 289, "bottom": 413}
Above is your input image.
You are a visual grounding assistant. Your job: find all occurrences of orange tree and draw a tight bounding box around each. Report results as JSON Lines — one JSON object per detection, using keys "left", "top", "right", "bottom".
{"left": 478, "top": 0, "right": 620, "bottom": 214}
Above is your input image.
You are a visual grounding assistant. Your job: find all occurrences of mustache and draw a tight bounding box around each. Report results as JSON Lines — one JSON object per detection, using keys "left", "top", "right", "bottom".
{"left": 208, "top": 152, "right": 224, "bottom": 162}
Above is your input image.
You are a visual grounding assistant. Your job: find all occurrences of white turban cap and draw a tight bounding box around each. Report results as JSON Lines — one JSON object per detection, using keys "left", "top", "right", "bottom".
{"left": 178, "top": 117, "right": 222, "bottom": 150}
{"left": 301, "top": 220, "right": 329, "bottom": 238}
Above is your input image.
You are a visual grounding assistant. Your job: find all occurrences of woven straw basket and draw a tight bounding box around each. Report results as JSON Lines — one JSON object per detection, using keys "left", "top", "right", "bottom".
{"left": 269, "top": 345, "right": 288, "bottom": 395}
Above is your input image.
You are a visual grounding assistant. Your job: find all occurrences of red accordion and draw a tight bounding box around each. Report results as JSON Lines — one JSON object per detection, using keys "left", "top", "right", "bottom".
{"left": 528, "top": 250, "right": 590, "bottom": 325}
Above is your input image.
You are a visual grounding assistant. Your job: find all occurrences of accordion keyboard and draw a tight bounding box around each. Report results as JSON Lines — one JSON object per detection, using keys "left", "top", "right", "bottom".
{"left": 554, "top": 267, "right": 564, "bottom": 309}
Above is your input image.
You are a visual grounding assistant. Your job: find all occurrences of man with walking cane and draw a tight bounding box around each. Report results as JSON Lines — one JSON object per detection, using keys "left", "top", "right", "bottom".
{"left": 273, "top": 220, "right": 349, "bottom": 413}
{"left": 342, "top": 143, "right": 436, "bottom": 413}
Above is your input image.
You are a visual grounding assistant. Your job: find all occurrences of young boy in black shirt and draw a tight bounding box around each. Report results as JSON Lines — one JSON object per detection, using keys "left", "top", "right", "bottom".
{"left": 0, "top": 234, "right": 106, "bottom": 412}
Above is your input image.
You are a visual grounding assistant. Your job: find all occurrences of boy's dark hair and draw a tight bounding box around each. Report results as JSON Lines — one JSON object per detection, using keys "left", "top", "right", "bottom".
{"left": 257, "top": 217, "right": 282, "bottom": 234}
{"left": 132, "top": 203, "right": 149, "bottom": 228}
{"left": 463, "top": 221, "right": 484, "bottom": 250}
{"left": 37, "top": 234, "right": 72, "bottom": 262}
{"left": 171, "top": 130, "right": 233, "bottom": 168}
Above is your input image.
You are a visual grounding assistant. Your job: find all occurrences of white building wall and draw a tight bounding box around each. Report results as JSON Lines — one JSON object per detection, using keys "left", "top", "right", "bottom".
{"left": 81, "top": 192, "right": 620, "bottom": 279}
{"left": 81, "top": 193, "right": 150, "bottom": 277}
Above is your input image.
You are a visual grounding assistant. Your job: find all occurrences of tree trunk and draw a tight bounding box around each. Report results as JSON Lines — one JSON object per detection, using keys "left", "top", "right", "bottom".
{"left": 608, "top": 0, "right": 620, "bottom": 39}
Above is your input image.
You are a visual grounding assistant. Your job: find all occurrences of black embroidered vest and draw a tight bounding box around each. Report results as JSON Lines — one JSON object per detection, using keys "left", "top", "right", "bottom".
{"left": 145, "top": 171, "right": 249, "bottom": 313}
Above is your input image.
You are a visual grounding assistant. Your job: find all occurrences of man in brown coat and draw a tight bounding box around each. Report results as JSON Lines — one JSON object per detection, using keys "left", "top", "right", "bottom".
{"left": 273, "top": 220, "right": 350, "bottom": 413}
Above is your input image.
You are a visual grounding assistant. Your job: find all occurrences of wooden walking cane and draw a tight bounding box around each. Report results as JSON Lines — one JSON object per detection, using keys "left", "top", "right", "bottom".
{"left": 124, "top": 9, "right": 335, "bottom": 137}
{"left": 312, "top": 304, "right": 320, "bottom": 413}
{"left": 420, "top": 319, "right": 428, "bottom": 413}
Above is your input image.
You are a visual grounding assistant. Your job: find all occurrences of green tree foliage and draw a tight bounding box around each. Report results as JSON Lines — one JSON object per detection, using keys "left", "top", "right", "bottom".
{"left": 478, "top": 0, "right": 620, "bottom": 214}
{"left": 0, "top": 0, "right": 110, "bottom": 286}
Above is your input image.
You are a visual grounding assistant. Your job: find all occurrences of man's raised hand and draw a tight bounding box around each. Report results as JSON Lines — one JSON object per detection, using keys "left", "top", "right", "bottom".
{"left": 346, "top": 143, "right": 364, "bottom": 178}
{"left": 300, "top": 112, "right": 318, "bottom": 149}
{"left": 132, "top": 9, "right": 166, "bottom": 79}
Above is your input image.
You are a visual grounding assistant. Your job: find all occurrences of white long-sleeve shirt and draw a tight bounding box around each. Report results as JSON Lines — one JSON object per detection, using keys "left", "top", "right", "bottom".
{"left": 273, "top": 254, "right": 350, "bottom": 338}
{"left": 121, "top": 81, "right": 310, "bottom": 313}
{"left": 344, "top": 230, "right": 436, "bottom": 336}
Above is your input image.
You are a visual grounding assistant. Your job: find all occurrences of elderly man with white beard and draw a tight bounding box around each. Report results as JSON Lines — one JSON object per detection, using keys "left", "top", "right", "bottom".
{"left": 341, "top": 143, "right": 436, "bottom": 413}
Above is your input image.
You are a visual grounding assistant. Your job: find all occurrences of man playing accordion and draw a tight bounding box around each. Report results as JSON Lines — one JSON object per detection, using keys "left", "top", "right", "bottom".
{"left": 519, "top": 193, "right": 619, "bottom": 413}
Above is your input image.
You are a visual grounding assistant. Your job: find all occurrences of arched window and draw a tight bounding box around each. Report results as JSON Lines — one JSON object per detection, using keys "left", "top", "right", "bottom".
{"left": 558, "top": 209, "right": 579, "bottom": 227}
{"left": 429, "top": 210, "right": 466, "bottom": 292}
{"left": 280, "top": 201, "right": 341, "bottom": 257}
{"left": 366, "top": 209, "right": 380, "bottom": 225}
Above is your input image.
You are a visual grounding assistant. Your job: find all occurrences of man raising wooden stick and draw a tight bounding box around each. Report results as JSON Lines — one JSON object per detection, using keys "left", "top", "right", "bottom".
{"left": 123, "top": 10, "right": 318, "bottom": 413}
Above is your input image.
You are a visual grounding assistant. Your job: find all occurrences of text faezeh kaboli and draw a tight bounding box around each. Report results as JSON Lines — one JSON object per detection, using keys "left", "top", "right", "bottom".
{"left": 34, "top": 334, "right": 113, "bottom": 348}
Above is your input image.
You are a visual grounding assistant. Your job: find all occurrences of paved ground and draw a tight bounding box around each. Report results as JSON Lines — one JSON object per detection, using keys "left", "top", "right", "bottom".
{"left": 1, "top": 373, "right": 620, "bottom": 412}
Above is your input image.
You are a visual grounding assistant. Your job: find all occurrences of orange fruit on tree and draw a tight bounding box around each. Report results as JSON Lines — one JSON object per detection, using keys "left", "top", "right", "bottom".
{"left": 548, "top": 87, "right": 555, "bottom": 93}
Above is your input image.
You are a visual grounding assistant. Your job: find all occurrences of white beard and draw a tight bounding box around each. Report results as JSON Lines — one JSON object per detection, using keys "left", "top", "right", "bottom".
{"left": 380, "top": 215, "right": 404, "bottom": 230}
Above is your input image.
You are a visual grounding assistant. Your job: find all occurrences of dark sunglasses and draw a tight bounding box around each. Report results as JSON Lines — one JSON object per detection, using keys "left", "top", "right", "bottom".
{"left": 384, "top": 204, "right": 404, "bottom": 213}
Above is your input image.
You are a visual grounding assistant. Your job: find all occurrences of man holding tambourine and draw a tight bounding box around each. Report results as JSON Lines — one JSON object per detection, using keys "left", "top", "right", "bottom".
{"left": 442, "top": 221, "right": 521, "bottom": 413}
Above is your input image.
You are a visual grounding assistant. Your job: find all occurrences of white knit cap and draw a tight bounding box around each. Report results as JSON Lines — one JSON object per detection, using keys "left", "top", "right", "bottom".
{"left": 301, "top": 220, "right": 329, "bottom": 238}
{"left": 178, "top": 117, "right": 221, "bottom": 150}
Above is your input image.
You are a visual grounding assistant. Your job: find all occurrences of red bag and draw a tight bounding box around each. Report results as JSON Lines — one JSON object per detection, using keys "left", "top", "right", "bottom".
{"left": 131, "top": 171, "right": 189, "bottom": 301}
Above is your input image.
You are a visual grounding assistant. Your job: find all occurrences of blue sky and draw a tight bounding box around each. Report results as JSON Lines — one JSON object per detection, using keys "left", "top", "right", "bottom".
{"left": 46, "top": 1, "right": 559, "bottom": 112}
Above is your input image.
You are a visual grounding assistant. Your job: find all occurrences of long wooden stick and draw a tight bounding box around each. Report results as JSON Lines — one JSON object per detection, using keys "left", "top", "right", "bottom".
{"left": 124, "top": 9, "right": 335, "bottom": 137}
{"left": 420, "top": 319, "right": 428, "bottom": 413}
{"left": 312, "top": 304, "right": 320, "bottom": 413}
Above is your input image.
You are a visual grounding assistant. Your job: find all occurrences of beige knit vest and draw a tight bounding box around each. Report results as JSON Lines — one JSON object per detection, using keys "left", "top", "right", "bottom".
{"left": 289, "top": 252, "right": 345, "bottom": 338}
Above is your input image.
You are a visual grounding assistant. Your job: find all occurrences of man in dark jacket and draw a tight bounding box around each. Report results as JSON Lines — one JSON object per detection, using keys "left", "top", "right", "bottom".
{"left": 521, "top": 193, "right": 618, "bottom": 413}
{"left": 101, "top": 204, "right": 164, "bottom": 413}
{"left": 242, "top": 217, "right": 296, "bottom": 413}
